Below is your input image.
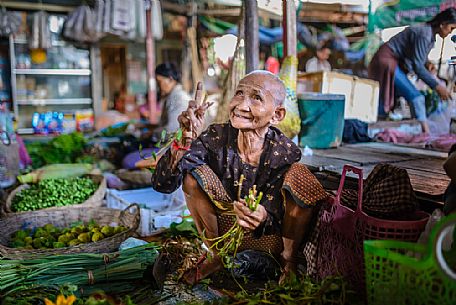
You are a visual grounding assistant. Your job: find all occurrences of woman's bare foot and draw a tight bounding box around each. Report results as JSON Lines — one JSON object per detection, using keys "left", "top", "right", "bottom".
{"left": 279, "top": 260, "right": 297, "bottom": 285}
{"left": 182, "top": 254, "right": 223, "bottom": 285}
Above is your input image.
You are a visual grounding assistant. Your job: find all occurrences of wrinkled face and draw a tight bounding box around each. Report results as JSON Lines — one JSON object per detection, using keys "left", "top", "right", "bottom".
{"left": 317, "top": 48, "right": 331, "bottom": 61}
{"left": 439, "top": 23, "right": 456, "bottom": 38}
{"left": 229, "top": 73, "right": 285, "bottom": 131}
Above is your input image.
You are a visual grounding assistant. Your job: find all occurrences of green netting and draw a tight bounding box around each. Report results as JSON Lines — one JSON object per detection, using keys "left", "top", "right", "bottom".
{"left": 364, "top": 214, "right": 456, "bottom": 305}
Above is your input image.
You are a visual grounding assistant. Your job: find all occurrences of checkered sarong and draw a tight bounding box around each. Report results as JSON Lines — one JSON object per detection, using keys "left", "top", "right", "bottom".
{"left": 341, "top": 163, "right": 417, "bottom": 219}
{"left": 191, "top": 163, "right": 327, "bottom": 256}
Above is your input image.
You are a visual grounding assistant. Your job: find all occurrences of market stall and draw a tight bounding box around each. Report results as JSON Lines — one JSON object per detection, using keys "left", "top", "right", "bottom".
{"left": 0, "top": 1, "right": 455, "bottom": 305}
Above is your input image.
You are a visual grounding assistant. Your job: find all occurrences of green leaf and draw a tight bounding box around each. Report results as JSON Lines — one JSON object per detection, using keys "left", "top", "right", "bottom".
{"left": 278, "top": 294, "right": 295, "bottom": 301}
{"left": 176, "top": 128, "right": 183, "bottom": 142}
{"left": 161, "top": 130, "right": 167, "bottom": 143}
{"left": 139, "top": 143, "right": 147, "bottom": 159}
{"left": 70, "top": 220, "right": 83, "bottom": 228}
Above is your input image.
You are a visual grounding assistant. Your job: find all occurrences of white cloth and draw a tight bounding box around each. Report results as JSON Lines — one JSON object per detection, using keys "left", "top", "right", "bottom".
{"left": 305, "top": 57, "right": 331, "bottom": 73}
{"left": 159, "top": 84, "right": 191, "bottom": 133}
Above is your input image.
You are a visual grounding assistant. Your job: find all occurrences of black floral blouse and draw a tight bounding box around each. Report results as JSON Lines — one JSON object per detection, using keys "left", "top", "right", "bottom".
{"left": 152, "top": 123, "right": 302, "bottom": 235}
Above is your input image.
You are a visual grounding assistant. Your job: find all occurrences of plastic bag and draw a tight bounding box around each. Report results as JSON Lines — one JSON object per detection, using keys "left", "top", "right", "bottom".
{"left": 232, "top": 250, "right": 281, "bottom": 280}
{"left": 278, "top": 56, "right": 301, "bottom": 139}
{"left": 29, "top": 11, "right": 51, "bottom": 49}
{"left": 119, "top": 237, "right": 148, "bottom": 251}
{"left": 0, "top": 8, "right": 21, "bottom": 37}
{"left": 0, "top": 142, "right": 19, "bottom": 188}
{"left": 63, "top": 2, "right": 104, "bottom": 44}
{"left": 428, "top": 102, "right": 452, "bottom": 136}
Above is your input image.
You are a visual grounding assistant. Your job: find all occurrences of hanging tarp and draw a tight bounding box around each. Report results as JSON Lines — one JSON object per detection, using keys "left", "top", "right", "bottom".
{"left": 371, "top": 0, "right": 456, "bottom": 29}
{"left": 199, "top": 16, "right": 234, "bottom": 35}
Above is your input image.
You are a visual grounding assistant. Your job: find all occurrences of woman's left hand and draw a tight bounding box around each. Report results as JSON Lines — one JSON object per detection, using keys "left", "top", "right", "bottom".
{"left": 233, "top": 200, "right": 268, "bottom": 231}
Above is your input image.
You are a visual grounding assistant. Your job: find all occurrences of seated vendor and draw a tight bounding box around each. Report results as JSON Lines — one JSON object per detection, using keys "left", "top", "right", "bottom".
{"left": 151, "top": 71, "right": 327, "bottom": 284}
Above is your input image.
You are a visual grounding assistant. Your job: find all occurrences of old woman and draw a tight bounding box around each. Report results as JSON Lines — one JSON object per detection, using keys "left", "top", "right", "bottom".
{"left": 152, "top": 70, "right": 327, "bottom": 284}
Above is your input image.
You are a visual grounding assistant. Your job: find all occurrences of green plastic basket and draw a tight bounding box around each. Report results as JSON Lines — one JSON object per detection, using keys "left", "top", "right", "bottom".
{"left": 364, "top": 214, "right": 456, "bottom": 305}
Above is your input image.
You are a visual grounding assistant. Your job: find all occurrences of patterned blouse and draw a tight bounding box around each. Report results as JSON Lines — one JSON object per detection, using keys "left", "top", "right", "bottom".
{"left": 152, "top": 123, "right": 302, "bottom": 236}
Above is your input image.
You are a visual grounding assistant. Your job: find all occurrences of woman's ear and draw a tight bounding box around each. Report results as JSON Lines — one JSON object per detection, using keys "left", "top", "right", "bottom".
{"left": 270, "top": 106, "right": 286, "bottom": 125}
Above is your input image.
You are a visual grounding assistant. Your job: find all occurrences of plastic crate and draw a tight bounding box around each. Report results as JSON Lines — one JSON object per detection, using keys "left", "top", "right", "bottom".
{"left": 364, "top": 214, "right": 456, "bottom": 305}
{"left": 106, "top": 187, "right": 186, "bottom": 236}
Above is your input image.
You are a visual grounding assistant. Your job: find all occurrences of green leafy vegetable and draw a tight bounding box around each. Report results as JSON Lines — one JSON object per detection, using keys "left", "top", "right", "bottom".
{"left": 26, "top": 133, "right": 88, "bottom": 169}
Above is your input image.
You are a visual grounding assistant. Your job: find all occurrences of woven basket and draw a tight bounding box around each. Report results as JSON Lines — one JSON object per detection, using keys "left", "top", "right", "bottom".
{"left": 2, "top": 174, "right": 107, "bottom": 217}
{"left": 0, "top": 204, "right": 140, "bottom": 259}
{"left": 304, "top": 165, "right": 429, "bottom": 293}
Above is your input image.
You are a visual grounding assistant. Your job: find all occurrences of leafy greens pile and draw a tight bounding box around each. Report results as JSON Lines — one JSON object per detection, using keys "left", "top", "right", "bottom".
{"left": 26, "top": 133, "right": 89, "bottom": 169}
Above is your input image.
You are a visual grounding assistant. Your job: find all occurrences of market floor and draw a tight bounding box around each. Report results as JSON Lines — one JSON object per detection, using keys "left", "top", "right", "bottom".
{"left": 301, "top": 142, "right": 449, "bottom": 208}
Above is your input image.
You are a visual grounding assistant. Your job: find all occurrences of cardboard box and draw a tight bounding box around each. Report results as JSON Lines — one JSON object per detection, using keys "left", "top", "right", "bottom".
{"left": 298, "top": 71, "right": 380, "bottom": 123}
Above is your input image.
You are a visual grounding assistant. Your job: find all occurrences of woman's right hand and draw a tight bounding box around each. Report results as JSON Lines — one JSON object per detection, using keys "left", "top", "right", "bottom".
{"left": 177, "top": 82, "right": 213, "bottom": 145}
{"left": 436, "top": 84, "right": 452, "bottom": 101}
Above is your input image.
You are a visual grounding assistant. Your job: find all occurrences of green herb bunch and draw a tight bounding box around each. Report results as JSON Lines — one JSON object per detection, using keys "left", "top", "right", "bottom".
{"left": 139, "top": 129, "right": 183, "bottom": 173}
{"left": 204, "top": 175, "right": 263, "bottom": 269}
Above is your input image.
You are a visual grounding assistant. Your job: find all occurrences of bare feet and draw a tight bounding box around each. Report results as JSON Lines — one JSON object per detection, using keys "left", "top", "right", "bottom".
{"left": 182, "top": 254, "right": 223, "bottom": 285}
{"left": 279, "top": 260, "right": 297, "bottom": 285}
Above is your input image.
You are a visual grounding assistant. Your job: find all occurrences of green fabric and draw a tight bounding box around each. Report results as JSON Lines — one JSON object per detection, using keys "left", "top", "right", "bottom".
{"left": 199, "top": 15, "right": 235, "bottom": 35}
{"left": 371, "top": 0, "right": 447, "bottom": 29}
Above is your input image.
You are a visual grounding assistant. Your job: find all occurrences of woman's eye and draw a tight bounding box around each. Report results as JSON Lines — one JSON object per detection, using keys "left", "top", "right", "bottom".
{"left": 254, "top": 95, "right": 263, "bottom": 101}
{"left": 235, "top": 91, "right": 243, "bottom": 96}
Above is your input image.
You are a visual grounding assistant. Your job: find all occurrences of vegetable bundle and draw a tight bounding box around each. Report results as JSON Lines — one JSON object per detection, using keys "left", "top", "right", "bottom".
{"left": 26, "top": 132, "right": 88, "bottom": 169}
{"left": 9, "top": 222, "right": 127, "bottom": 249}
{"left": 205, "top": 176, "right": 263, "bottom": 268}
{"left": 11, "top": 177, "right": 98, "bottom": 212}
{"left": 17, "top": 164, "right": 94, "bottom": 184}
{"left": 0, "top": 243, "right": 159, "bottom": 294}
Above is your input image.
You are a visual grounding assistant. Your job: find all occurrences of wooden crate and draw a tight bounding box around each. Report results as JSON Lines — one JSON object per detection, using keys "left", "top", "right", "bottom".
{"left": 297, "top": 71, "right": 380, "bottom": 123}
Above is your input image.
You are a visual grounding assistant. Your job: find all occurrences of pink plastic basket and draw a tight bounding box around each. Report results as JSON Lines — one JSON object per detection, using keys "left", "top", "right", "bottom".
{"left": 311, "top": 165, "right": 430, "bottom": 292}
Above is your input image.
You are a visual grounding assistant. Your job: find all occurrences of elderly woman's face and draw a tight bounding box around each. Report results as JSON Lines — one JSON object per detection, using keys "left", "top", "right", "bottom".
{"left": 229, "top": 74, "right": 283, "bottom": 131}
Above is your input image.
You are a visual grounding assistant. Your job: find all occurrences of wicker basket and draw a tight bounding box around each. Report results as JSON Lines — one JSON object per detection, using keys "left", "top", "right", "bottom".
{"left": 2, "top": 174, "right": 107, "bottom": 217}
{"left": 0, "top": 204, "right": 140, "bottom": 259}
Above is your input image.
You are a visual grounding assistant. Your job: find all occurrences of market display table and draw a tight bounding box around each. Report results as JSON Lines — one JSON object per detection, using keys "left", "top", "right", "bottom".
{"left": 300, "top": 142, "right": 450, "bottom": 206}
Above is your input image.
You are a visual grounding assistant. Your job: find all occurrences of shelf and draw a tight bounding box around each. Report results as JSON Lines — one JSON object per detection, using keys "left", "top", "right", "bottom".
{"left": 14, "top": 39, "right": 67, "bottom": 47}
{"left": 17, "top": 128, "right": 34, "bottom": 135}
{"left": 13, "top": 69, "right": 92, "bottom": 76}
{"left": 16, "top": 98, "right": 93, "bottom": 106}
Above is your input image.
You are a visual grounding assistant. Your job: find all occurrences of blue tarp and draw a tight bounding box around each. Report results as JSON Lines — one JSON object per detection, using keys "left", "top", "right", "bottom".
{"left": 226, "top": 26, "right": 283, "bottom": 45}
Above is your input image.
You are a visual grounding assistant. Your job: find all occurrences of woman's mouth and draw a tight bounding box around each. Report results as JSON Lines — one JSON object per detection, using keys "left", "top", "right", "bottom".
{"left": 232, "top": 112, "right": 252, "bottom": 120}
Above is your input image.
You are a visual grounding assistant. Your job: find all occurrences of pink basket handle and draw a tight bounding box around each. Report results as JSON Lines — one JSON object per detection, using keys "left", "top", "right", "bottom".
{"left": 335, "top": 164, "right": 363, "bottom": 211}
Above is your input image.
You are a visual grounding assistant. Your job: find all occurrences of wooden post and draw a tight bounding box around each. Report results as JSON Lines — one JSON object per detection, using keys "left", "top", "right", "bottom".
{"left": 244, "top": 0, "right": 259, "bottom": 73}
{"left": 145, "top": 0, "right": 157, "bottom": 124}
{"left": 283, "top": 0, "right": 297, "bottom": 58}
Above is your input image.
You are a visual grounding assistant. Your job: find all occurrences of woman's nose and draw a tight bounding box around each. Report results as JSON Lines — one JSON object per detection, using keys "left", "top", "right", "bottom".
{"left": 237, "top": 97, "right": 250, "bottom": 111}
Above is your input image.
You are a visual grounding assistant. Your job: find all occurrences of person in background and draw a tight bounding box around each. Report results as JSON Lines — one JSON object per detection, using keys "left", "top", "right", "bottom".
{"left": 140, "top": 63, "right": 191, "bottom": 136}
{"left": 415, "top": 61, "right": 446, "bottom": 91}
{"left": 305, "top": 45, "right": 331, "bottom": 73}
{"left": 368, "top": 8, "right": 456, "bottom": 134}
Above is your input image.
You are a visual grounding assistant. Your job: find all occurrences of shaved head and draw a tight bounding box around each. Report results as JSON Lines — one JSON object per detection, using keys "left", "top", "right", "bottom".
{"left": 239, "top": 70, "right": 286, "bottom": 106}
